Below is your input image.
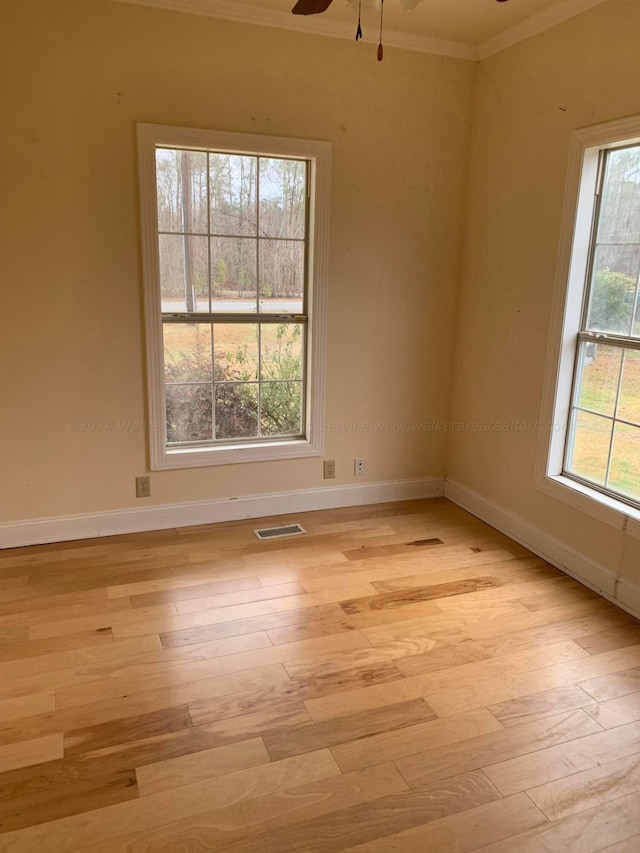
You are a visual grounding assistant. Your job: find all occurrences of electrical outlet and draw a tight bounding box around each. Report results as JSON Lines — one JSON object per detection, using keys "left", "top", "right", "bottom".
{"left": 136, "top": 476, "right": 151, "bottom": 498}
{"left": 354, "top": 457, "right": 366, "bottom": 476}
{"left": 323, "top": 459, "right": 336, "bottom": 479}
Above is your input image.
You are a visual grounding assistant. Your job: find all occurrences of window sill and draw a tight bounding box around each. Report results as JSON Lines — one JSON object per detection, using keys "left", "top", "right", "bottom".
{"left": 534, "top": 471, "right": 640, "bottom": 541}
{"left": 151, "top": 436, "right": 322, "bottom": 471}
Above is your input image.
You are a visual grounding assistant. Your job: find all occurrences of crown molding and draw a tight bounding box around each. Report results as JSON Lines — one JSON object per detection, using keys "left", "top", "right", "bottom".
{"left": 109, "top": 0, "right": 612, "bottom": 62}
{"left": 109, "top": 0, "right": 478, "bottom": 60}
{"left": 477, "top": 0, "right": 611, "bottom": 59}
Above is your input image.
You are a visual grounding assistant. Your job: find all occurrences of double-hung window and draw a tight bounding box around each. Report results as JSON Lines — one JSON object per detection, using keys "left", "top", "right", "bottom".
{"left": 539, "top": 116, "right": 640, "bottom": 525}
{"left": 138, "top": 125, "right": 330, "bottom": 470}
{"left": 564, "top": 144, "right": 640, "bottom": 506}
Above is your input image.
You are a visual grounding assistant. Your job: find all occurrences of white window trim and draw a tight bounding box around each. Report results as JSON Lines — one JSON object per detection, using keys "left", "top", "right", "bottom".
{"left": 535, "top": 114, "right": 640, "bottom": 541}
{"left": 137, "top": 123, "right": 331, "bottom": 470}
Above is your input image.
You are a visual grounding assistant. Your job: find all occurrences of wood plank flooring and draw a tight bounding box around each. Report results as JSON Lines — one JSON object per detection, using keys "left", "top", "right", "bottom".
{"left": 0, "top": 497, "right": 639, "bottom": 851}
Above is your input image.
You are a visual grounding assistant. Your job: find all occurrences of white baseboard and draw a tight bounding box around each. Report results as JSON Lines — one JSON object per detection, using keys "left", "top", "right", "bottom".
{"left": 0, "top": 476, "right": 445, "bottom": 549}
{"left": 444, "top": 478, "right": 640, "bottom": 622}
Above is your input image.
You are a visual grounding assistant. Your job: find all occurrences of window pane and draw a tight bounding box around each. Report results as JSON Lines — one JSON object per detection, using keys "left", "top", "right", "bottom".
{"left": 617, "top": 350, "right": 640, "bottom": 425}
{"left": 147, "top": 136, "right": 316, "bottom": 458}
{"left": 261, "top": 381, "right": 303, "bottom": 436}
{"left": 214, "top": 324, "right": 258, "bottom": 382}
{"left": 567, "top": 409, "right": 613, "bottom": 485}
{"left": 210, "top": 154, "right": 257, "bottom": 237}
{"left": 159, "top": 234, "right": 209, "bottom": 313}
{"left": 156, "top": 149, "right": 208, "bottom": 234}
{"left": 261, "top": 324, "right": 304, "bottom": 381}
{"left": 586, "top": 245, "right": 639, "bottom": 334}
{"left": 211, "top": 237, "right": 257, "bottom": 313}
{"left": 598, "top": 147, "right": 640, "bottom": 244}
{"left": 166, "top": 385, "right": 212, "bottom": 443}
{"left": 259, "top": 158, "right": 306, "bottom": 239}
{"left": 215, "top": 383, "right": 258, "bottom": 439}
{"left": 575, "top": 343, "right": 622, "bottom": 417}
{"left": 163, "top": 324, "right": 212, "bottom": 383}
{"left": 608, "top": 422, "right": 640, "bottom": 500}
{"left": 259, "top": 240, "right": 304, "bottom": 314}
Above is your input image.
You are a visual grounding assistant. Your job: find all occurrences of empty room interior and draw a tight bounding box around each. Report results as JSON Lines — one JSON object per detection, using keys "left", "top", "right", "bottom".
{"left": 3, "top": 0, "right": 640, "bottom": 849}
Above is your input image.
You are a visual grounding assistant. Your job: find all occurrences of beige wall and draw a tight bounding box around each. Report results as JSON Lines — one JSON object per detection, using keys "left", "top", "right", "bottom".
{"left": 0, "top": 0, "right": 475, "bottom": 522}
{"left": 4, "top": 0, "right": 639, "bottom": 587}
{"left": 448, "top": 0, "right": 640, "bottom": 585}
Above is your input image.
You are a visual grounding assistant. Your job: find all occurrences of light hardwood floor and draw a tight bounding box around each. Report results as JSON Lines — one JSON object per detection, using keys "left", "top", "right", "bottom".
{"left": 0, "top": 497, "right": 639, "bottom": 852}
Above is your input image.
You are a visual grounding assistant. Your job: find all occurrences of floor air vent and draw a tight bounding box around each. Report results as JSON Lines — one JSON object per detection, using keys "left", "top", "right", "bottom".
{"left": 253, "top": 523, "right": 306, "bottom": 541}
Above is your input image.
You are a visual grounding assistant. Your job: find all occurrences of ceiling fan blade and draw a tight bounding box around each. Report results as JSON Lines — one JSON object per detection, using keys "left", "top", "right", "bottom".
{"left": 292, "top": 0, "right": 335, "bottom": 15}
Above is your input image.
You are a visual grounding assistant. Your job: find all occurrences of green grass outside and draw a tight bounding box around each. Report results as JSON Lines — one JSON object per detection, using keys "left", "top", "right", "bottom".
{"left": 571, "top": 346, "right": 640, "bottom": 499}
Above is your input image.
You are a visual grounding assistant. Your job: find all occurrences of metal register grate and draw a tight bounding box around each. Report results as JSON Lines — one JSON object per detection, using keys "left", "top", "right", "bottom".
{"left": 253, "top": 523, "right": 306, "bottom": 541}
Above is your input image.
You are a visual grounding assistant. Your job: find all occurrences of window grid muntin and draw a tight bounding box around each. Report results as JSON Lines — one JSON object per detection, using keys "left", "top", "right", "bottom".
{"left": 584, "top": 147, "right": 640, "bottom": 336}
{"left": 158, "top": 145, "right": 309, "bottom": 447}
{"left": 162, "top": 317, "right": 307, "bottom": 446}
{"left": 156, "top": 147, "right": 308, "bottom": 315}
{"left": 563, "top": 145, "right": 640, "bottom": 507}
{"left": 564, "top": 348, "right": 640, "bottom": 505}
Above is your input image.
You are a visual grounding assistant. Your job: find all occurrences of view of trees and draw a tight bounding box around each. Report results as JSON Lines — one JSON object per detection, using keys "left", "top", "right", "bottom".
{"left": 155, "top": 148, "right": 308, "bottom": 444}
{"left": 569, "top": 146, "right": 640, "bottom": 502}
{"left": 588, "top": 268, "right": 636, "bottom": 333}
{"left": 155, "top": 147, "right": 308, "bottom": 444}
{"left": 156, "top": 149, "right": 306, "bottom": 312}
{"left": 588, "top": 147, "right": 640, "bottom": 334}
{"left": 565, "top": 146, "right": 640, "bottom": 499}
{"left": 163, "top": 324, "right": 304, "bottom": 443}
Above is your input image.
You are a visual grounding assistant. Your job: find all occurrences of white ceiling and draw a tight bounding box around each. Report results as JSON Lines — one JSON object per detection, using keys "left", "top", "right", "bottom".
{"left": 112, "top": 0, "right": 611, "bottom": 59}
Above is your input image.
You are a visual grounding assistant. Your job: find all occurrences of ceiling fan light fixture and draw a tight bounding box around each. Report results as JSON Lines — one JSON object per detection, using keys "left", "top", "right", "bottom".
{"left": 292, "top": 0, "right": 512, "bottom": 54}
{"left": 294, "top": 0, "right": 510, "bottom": 16}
